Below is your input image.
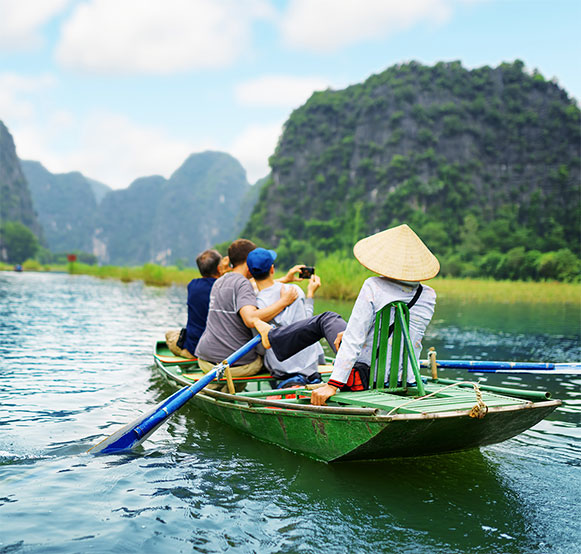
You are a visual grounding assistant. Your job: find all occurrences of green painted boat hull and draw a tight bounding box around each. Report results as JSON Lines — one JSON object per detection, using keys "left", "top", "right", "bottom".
{"left": 189, "top": 392, "right": 558, "bottom": 462}
{"left": 153, "top": 342, "right": 560, "bottom": 462}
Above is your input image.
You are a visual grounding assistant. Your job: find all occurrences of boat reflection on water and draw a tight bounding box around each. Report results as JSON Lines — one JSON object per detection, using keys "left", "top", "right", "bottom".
{"left": 161, "top": 384, "right": 545, "bottom": 554}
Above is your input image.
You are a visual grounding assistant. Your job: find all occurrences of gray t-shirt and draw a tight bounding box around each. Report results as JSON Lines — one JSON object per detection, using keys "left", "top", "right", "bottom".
{"left": 195, "top": 272, "right": 259, "bottom": 365}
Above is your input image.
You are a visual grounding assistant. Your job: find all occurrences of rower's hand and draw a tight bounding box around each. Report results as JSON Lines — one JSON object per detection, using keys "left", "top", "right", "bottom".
{"left": 333, "top": 331, "right": 344, "bottom": 352}
{"left": 280, "top": 284, "right": 299, "bottom": 306}
{"left": 279, "top": 265, "right": 305, "bottom": 283}
{"left": 311, "top": 384, "right": 338, "bottom": 406}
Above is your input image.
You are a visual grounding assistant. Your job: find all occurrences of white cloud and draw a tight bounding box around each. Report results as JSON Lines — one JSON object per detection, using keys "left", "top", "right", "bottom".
{"left": 235, "top": 75, "right": 333, "bottom": 108}
{"left": 0, "top": 0, "right": 71, "bottom": 50}
{"left": 228, "top": 121, "right": 283, "bottom": 183}
{"left": 0, "top": 73, "right": 57, "bottom": 120}
{"left": 58, "top": 113, "right": 213, "bottom": 188}
{"left": 11, "top": 107, "right": 215, "bottom": 189}
{"left": 280, "top": 0, "right": 452, "bottom": 52}
{"left": 15, "top": 108, "right": 278, "bottom": 189}
{"left": 55, "top": 0, "right": 274, "bottom": 74}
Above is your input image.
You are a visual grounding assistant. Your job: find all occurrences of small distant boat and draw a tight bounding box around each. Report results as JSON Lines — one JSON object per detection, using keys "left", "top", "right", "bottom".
{"left": 14, "top": 264, "right": 23, "bottom": 272}
{"left": 153, "top": 338, "right": 560, "bottom": 462}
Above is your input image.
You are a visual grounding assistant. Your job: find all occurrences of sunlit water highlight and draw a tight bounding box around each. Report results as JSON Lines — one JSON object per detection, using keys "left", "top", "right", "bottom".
{"left": 0, "top": 272, "right": 579, "bottom": 553}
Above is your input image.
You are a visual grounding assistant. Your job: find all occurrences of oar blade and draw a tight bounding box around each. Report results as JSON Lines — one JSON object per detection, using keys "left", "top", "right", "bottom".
{"left": 88, "top": 385, "right": 195, "bottom": 454}
{"left": 88, "top": 334, "right": 262, "bottom": 455}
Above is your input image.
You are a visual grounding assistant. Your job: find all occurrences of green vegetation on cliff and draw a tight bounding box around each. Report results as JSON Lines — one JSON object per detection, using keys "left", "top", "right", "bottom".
{"left": 18, "top": 150, "right": 259, "bottom": 266}
{"left": 0, "top": 122, "right": 43, "bottom": 261}
{"left": 244, "top": 61, "right": 580, "bottom": 281}
{"left": 95, "top": 151, "right": 253, "bottom": 265}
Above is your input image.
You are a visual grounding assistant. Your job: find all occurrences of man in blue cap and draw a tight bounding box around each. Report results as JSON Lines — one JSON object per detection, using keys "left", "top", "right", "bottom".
{"left": 246, "top": 247, "right": 325, "bottom": 388}
{"left": 195, "top": 239, "right": 301, "bottom": 391}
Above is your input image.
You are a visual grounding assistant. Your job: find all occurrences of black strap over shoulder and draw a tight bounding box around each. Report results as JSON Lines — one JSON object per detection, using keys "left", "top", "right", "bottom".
{"left": 387, "top": 284, "right": 423, "bottom": 338}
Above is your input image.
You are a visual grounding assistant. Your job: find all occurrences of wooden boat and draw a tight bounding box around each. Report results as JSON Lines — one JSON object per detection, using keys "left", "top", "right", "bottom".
{"left": 153, "top": 335, "right": 561, "bottom": 462}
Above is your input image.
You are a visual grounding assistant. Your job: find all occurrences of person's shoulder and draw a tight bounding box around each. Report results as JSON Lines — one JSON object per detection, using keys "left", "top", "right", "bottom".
{"left": 231, "top": 273, "right": 254, "bottom": 293}
{"left": 217, "top": 272, "right": 241, "bottom": 285}
{"left": 290, "top": 283, "right": 304, "bottom": 296}
{"left": 362, "top": 276, "right": 383, "bottom": 291}
{"left": 421, "top": 282, "right": 437, "bottom": 298}
{"left": 211, "top": 272, "right": 237, "bottom": 292}
{"left": 188, "top": 277, "right": 206, "bottom": 290}
{"left": 257, "top": 281, "right": 282, "bottom": 299}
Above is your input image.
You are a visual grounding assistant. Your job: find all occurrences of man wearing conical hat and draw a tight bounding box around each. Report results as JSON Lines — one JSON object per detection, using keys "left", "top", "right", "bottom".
{"left": 255, "top": 224, "right": 438, "bottom": 406}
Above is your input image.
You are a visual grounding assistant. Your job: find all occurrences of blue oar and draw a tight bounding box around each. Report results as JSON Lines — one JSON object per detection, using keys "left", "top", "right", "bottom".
{"left": 419, "top": 359, "right": 581, "bottom": 374}
{"left": 89, "top": 335, "right": 262, "bottom": 454}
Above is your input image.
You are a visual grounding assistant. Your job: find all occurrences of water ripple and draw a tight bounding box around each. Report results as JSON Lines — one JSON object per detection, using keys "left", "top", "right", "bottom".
{"left": 0, "top": 272, "right": 579, "bottom": 554}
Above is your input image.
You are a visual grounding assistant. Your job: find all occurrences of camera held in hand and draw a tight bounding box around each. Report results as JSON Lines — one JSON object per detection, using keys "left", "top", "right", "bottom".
{"left": 299, "top": 266, "right": 315, "bottom": 279}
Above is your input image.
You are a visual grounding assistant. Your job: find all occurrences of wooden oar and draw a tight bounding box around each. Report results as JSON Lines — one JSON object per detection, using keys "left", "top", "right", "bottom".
{"left": 89, "top": 335, "right": 262, "bottom": 454}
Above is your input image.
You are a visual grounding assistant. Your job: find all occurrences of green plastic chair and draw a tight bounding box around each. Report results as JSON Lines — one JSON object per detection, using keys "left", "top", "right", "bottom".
{"left": 369, "top": 301, "right": 426, "bottom": 396}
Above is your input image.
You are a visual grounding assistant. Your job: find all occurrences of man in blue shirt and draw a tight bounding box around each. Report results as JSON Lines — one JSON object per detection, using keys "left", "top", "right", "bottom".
{"left": 166, "top": 249, "right": 226, "bottom": 358}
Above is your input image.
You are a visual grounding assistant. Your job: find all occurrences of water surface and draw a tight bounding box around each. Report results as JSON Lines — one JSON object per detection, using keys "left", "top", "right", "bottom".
{"left": 0, "top": 272, "right": 579, "bottom": 553}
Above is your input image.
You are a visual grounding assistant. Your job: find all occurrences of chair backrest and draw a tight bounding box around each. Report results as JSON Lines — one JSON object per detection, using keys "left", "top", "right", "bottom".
{"left": 369, "top": 301, "right": 426, "bottom": 395}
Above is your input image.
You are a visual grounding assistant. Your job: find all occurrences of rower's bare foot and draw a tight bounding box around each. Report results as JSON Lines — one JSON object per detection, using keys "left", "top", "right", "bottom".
{"left": 254, "top": 319, "right": 273, "bottom": 349}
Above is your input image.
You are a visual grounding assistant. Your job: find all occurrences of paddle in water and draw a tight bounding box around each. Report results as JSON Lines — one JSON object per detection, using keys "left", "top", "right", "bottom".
{"left": 89, "top": 335, "right": 262, "bottom": 454}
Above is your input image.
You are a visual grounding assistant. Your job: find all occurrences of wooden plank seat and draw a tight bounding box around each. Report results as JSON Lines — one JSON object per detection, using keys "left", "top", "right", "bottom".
{"left": 179, "top": 364, "right": 334, "bottom": 383}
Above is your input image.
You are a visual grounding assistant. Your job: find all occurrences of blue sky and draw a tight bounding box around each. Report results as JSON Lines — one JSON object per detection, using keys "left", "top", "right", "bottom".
{"left": 0, "top": 0, "right": 579, "bottom": 189}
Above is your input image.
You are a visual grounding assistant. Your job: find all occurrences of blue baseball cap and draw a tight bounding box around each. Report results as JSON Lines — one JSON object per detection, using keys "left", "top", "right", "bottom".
{"left": 246, "top": 248, "right": 277, "bottom": 277}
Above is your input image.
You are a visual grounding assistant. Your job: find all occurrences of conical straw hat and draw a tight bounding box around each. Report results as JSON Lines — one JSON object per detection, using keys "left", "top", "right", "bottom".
{"left": 353, "top": 224, "right": 440, "bottom": 281}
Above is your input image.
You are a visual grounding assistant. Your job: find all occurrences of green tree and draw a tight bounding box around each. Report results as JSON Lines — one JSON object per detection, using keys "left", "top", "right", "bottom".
{"left": 0, "top": 221, "right": 39, "bottom": 263}
{"left": 458, "top": 214, "right": 482, "bottom": 259}
{"left": 538, "top": 249, "right": 581, "bottom": 281}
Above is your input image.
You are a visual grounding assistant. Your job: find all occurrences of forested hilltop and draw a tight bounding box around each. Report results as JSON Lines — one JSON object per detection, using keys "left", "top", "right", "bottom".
{"left": 245, "top": 61, "right": 580, "bottom": 281}
{"left": 94, "top": 151, "right": 254, "bottom": 265}
{"left": 5, "top": 145, "right": 259, "bottom": 266}
{"left": 21, "top": 160, "right": 109, "bottom": 255}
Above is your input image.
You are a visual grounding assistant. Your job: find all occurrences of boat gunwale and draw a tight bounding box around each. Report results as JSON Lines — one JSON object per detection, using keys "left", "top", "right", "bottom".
{"left": 199, "top": 388, "right": 561, "bottom": 420}
{"left": 154, "top": 358, "right": 561, "bottom": 421}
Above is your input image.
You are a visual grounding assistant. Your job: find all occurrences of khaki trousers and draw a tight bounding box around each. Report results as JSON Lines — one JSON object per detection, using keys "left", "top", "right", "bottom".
{"left": 198, "top": 356, "right": 263, "bottom": 392}
{"left": 165, "top": 329, "right": 194, "bottom": 359}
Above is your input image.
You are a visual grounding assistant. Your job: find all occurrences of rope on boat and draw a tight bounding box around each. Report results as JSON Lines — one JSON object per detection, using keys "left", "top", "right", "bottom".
{"left": 386, "top": 381, "right": 489, "bottom": 418}
{"left": 468, "top": 382, "right": 489, "bottom": 418}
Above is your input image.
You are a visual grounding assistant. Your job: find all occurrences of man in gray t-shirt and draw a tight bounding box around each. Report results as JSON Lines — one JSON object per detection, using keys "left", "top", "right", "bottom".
{"left": 196, "top": 271, "right": 260, "bottom": 366}
{"left": 195, "top": 239, "right": 300, "bottom": 390}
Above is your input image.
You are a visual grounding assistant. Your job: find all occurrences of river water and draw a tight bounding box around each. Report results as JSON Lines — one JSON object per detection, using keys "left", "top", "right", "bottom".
{"left": 0, "top": 272, "right": 579, "bottom": 553}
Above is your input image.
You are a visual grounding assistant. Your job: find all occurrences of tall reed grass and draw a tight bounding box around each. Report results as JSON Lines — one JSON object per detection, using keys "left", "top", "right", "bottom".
{"left": 66, "top": 262, "right": 200, "bottom": 286}
{"left": 2, "top": 258, "right": 578, "bottom": 305}
{"left": 289, "top": 255, "right": 580, "bottom": 306}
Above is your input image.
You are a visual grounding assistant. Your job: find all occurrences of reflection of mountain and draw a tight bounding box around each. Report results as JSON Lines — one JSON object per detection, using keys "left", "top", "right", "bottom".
{"left": 0, "top": 121, "right": 42, "bottom": 237}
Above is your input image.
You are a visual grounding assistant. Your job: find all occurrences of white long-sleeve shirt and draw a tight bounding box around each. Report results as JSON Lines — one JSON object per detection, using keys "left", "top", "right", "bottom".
{"left": 256, "top": 282, "right": 324, "bottom": 379}
{"left": 328, "top": 277, "right": 436, "bottom": 387}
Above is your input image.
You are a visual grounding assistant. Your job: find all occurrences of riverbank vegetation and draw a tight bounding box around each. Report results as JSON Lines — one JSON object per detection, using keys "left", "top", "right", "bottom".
{"left": 3, "top": 257, "right": 578, "bottom": 306}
